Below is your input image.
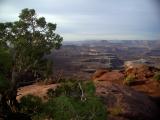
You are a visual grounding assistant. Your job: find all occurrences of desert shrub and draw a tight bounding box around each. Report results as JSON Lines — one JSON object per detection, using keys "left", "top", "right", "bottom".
{"left": 123, "top": 75, "right": 136, "bottom": 86}
{"left": 20, "top": 80, "right": 107, "bottom": 120}
{"left": 47, "top": 79, "right": 82, "bottom": 99}
{"left": 72, "top": 96, "right": 107, "bottom": 120}
{"left": 83, "top": 81, "right": 96, "bottom": 96}
{"left": 30, "top": 96, "right": 76, "bottom": 120}
{"left": 153, "top": 72, "right": 160, "bottom": 82}
{"left": 49, "top": 96, "right": 76, "bottom": 120}
{"left": 19, "top": 95, "right": 43, "bottom": 115}
{"left": 47, "top": 79, "right": 96, "bottom": 98}
{"left": 43, "top": 95, "right": 106, "bottom": 120}
{"left": 46, "top": 80, "right": 107, "bottom": 120}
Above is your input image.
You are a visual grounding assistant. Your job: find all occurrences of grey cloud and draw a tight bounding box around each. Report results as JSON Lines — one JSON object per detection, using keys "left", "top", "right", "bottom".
{"left": 0, "top": 0, "right": 160, "bottom": 40}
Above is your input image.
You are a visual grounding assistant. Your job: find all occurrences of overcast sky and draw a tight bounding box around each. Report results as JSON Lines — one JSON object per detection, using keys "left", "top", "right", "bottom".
{"left": 0, "top": 0, "right": 160, "bottom": 41}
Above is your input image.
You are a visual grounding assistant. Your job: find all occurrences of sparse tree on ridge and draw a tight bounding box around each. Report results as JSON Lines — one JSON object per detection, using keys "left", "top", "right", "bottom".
{"left": 0, "top": 8, "right": 63, "bottom": 114}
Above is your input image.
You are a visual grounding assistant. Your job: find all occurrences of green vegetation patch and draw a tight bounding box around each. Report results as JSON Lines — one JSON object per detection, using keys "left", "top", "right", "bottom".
{"left": 123, "top": 75, "right": 136, "bottom": 86}
{"left": 153, "top": 72, "right": 160, "bottom": 82}
{"left": 20, "top": 80, "right": 107, "bottom": 120}
{"left": 20, "top": 95, "right": 43, "bottom": 115}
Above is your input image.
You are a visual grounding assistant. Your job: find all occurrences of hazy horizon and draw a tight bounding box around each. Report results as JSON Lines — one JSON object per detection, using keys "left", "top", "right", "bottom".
{"left": 0, "top": 0, "right": 160, "bottom": 41}
{"left": 63, "top": 39, "right": 160, "bottom": 42}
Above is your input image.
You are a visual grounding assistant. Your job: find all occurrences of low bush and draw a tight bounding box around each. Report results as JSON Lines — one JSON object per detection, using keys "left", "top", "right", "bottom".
{"left": 47, "top": 79, "right": 95, "bottom": 98}
{"left": 19, "top": 95, "right": 43, "bottom": 115}
{"left": 20, "top": 80, "right": 107, "bottom": 120}
{"left": 153, "top": 72, "right": 160, "bottom": 82}
{"left": 123, "top": 75, "right": 136, "bottom": 86}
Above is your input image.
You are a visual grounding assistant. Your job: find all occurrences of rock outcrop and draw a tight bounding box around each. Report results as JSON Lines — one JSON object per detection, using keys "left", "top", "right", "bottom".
{"left": 94, "top": 80, "right": 160, "bottom": 120}
{"left": 124, "top": 64, "right": 159, "bottom": 80}
{"left": 92, "top": 69, "right": 124, "bottom": 82}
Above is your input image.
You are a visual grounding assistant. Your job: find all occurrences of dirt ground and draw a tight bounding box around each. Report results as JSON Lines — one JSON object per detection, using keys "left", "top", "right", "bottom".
{"left": 17, "top": 84, "right": 59, "bottom": 101}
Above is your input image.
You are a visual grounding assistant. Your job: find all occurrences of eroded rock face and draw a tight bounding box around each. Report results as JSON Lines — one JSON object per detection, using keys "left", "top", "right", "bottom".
{"left": 125, "top": 64, "right": 159, "bottom": 80}
{"left": 92, "top": 69, "right": 110, "bottom": 80}
{"left": 92, "top": 69, "right": 124, "bottom": 82}
{"left": 94, "top": 81, "right": 160, "bottom": 120}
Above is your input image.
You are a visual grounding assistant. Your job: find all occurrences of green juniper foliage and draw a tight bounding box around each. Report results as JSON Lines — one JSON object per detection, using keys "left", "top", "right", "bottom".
{"left": 20, "top": 95, "right": 43, "bottom": 115}
{"left": 0, "top": 8, "right": 63, "bottom": 117}
{"left": 0, "top": 45, "right": 11, "bottom": 93}
{"left": 0, "top": 74, "right": 10, "bottom": 93}
{"left": 0, "top": 8, "right": 63, "bottom": 82}
{"left": 20, "top": 80, "right": 107, "bottom": 120}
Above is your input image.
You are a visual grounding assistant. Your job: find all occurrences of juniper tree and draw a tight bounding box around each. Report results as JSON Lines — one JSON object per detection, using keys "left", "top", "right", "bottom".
{"left": 0, "top": 8, "right": 63, "bottom": 113}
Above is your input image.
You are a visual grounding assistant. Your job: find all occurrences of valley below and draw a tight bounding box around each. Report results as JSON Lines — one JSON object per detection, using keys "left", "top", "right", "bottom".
{"left": 49, "top": 40, "right": 160, "bottom": 80}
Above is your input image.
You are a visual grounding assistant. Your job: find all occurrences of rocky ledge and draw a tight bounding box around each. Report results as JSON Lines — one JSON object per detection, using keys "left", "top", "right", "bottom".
{"left": 92, "top": 65, "right": 160, "bottom": 120}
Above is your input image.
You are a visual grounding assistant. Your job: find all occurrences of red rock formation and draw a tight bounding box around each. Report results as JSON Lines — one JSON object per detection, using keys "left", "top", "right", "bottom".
{"left": 94, "top": 80, "right": 160, "bottom": 120}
